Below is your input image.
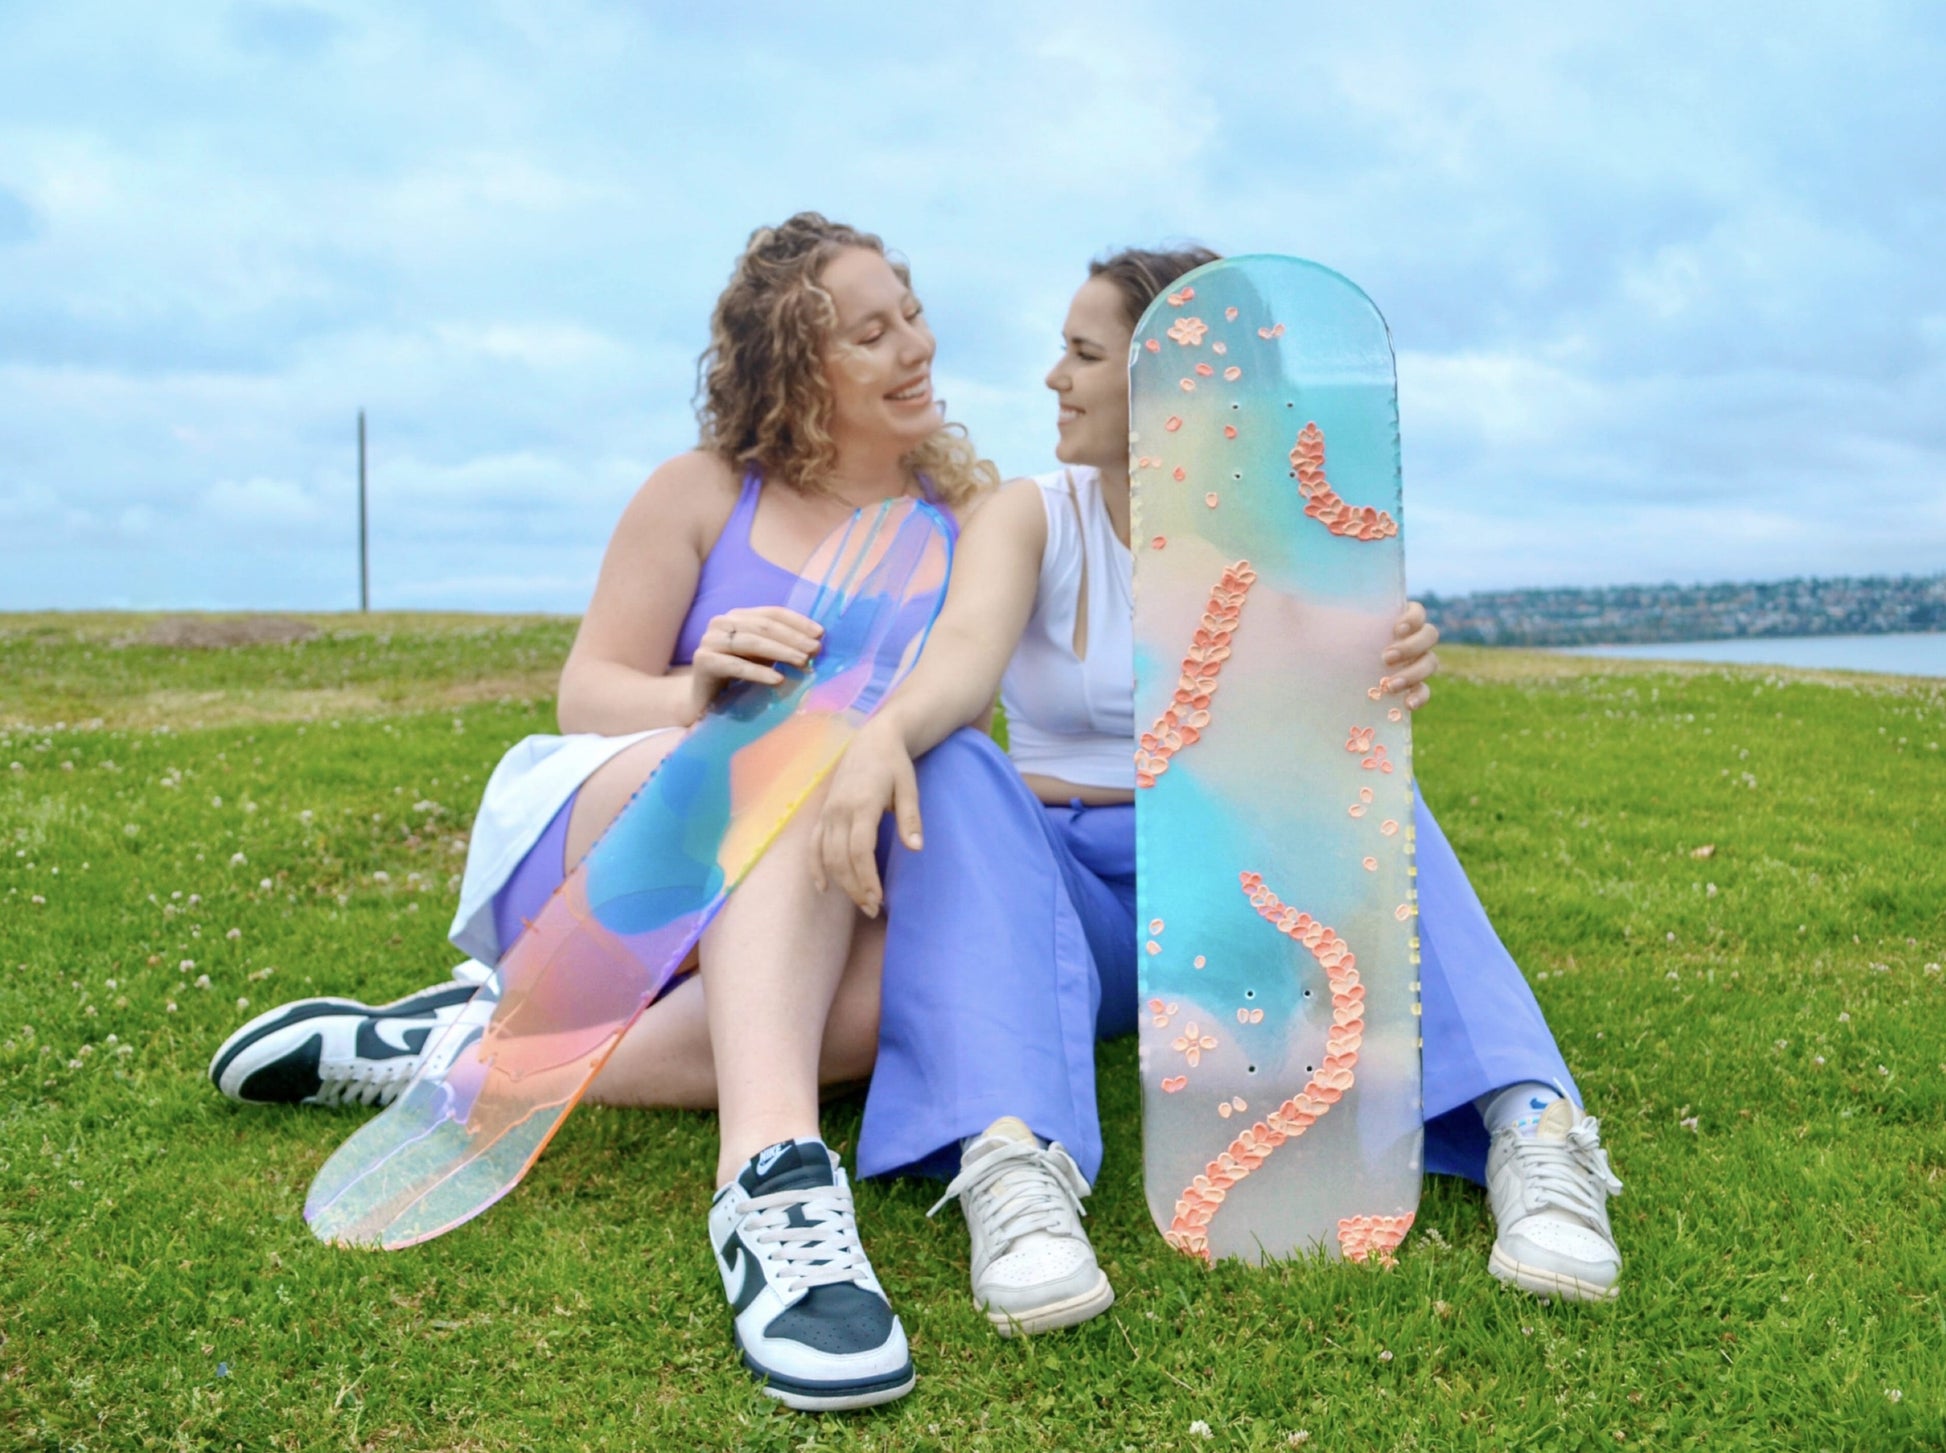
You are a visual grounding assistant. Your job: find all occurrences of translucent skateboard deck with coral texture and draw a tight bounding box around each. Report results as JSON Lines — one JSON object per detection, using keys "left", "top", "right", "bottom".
{"left": 306, "top": 498, "right": 952, "bottom": 1249}
{"left": 1131, "top": 257, "right": 1421, "bottom": 1266}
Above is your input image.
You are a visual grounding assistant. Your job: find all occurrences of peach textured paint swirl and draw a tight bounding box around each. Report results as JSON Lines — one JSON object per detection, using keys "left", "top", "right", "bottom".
{"left": 1131, "top": 257, "right": 1422, "bottom": 1267}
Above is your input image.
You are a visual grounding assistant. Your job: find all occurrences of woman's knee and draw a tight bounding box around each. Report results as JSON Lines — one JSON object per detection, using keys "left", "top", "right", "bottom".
{"left": 565, "top": 731, "right": 682, "bottom": 869}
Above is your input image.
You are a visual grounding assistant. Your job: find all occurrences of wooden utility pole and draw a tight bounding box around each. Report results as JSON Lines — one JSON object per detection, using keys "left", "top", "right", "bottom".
{"left": 358, "top": 409, "right": 369, "bottom": 612}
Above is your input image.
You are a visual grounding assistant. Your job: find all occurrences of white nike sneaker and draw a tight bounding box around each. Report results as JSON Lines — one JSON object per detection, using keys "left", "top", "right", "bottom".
{"left": 207, "top": 980, "right": 480, "bottom": 1107}
{"left": 1486, "top": 1099, "right": 1625, "bottom": 1302}
{"left": 928, "top": 1116, "right": 1114, "bottom": 1336}
{"left": 709, "top": 1138, "right": 913, "bottom": 1412}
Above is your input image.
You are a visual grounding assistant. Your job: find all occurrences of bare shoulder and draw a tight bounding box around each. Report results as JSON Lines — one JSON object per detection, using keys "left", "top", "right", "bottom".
{"left": 961, "top": 474, "right": 1049, "bottom": 540}
{"left": 614, "top": 450, "right": 742, "bottom": 550}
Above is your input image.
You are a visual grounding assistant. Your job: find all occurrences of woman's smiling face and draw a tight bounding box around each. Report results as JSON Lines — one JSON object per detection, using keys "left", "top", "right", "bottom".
{"left": 819, "top": 246, "right": 940, "bottom": 456}
{"left": 1046, "top": 276, "right": 1133, "bottom": 473}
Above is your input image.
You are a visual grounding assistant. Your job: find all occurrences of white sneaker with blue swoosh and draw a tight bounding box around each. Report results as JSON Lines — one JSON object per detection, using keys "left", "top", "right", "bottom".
{"left": 708, "top": 1138, "right": 913, "bottom": 1411}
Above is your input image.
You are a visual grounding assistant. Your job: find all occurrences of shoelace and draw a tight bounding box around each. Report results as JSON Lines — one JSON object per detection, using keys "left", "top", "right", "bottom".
{"left": 740, "top": 1185, "right": 874, "bottom": 1301}
{"left": 314, "top": 1056, "right": 417, "bottom": 1108}
{"left": 926, "top": 1140, "right": 1091, "bottom": 1254}
{"left": 1510, "top": 1115, "right": 1624, "bottom": 1227}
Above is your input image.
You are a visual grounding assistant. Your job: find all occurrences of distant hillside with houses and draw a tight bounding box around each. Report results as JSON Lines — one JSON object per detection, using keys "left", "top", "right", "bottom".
{"left": 1423, "top": 573, "right": 1946, "bottom": 647}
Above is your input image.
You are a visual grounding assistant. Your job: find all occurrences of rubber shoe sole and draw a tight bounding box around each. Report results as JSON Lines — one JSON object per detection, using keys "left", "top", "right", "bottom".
{"left": 740, "top": 1346, "right": 915, "bottom": 1412}
{"left": 982, "top": 1269, "right": 1115, "bottom": 1337}
{"left": 1488, "top": 1244, "right": 1620, "bottom": 1303}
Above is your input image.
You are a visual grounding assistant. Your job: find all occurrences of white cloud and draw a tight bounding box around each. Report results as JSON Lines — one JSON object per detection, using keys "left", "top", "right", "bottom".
{"left": 0, "top": 1, "right": 1940, "bottom": 609}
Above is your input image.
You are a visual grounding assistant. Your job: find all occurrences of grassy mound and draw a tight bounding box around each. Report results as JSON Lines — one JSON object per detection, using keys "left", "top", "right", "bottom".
{"left": 2, "top": 616, "right": 1940, "bottom": 1449}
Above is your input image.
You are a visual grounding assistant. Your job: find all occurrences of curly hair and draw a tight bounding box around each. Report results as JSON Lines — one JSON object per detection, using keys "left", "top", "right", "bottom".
{"left": 695, "top": 212, "right": 997, "bottom": 508}
{"left": 1087, "top": 243, "right": 1223, "bottom": 330}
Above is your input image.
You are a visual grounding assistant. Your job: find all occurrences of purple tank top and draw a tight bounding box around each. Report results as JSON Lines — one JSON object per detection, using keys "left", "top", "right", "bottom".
{"left": 671, "top": 470, "right": 955, "bottom": 665}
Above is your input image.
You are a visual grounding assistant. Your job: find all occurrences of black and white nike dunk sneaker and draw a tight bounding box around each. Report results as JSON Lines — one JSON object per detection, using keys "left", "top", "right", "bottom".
{"left": 207, "top": 980, "right": 481, "bottom": 1107}
{"left": 709, "top": 1138, "right": 914, "bottom": 1412}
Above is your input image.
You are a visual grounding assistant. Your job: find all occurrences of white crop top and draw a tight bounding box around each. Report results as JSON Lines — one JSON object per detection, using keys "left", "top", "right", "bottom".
{"left": 999, "top": 467, "right": 1137, "bottom": 790}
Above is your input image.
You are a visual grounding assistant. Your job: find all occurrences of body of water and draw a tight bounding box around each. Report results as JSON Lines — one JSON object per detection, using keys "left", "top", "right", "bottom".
{"left": 1552, "top": 631, "right": 1946, "bottom": 677}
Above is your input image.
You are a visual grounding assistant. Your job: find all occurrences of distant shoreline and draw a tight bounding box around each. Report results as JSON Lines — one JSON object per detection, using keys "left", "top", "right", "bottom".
{"left": 1547, "top": 630, "right": 1946, "bottom": 678}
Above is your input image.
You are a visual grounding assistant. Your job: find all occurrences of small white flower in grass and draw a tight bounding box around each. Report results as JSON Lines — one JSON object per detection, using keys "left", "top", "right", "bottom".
{"left": 1878, "top": 1065, "right": 1890, "bottom": 1077}
{"left": 236, "top": 997, "right": 249, "bottom": 1010}
{"left": 1705, "top": 883, "right": 1717, "bottom": 898}
{"left": 211, "top": 796, "right": 222, "bottom": 808}
{"left": 1379, "top": 1349, "right": 1394, "bottom": 1362}
{"left": 299, "top": 810, "right": 314, "bottom": 824}
{"left": 1680, "top": 1116, "right": 1699, "bottom": 1132}
{"left": 8, "top": 763, "right": 20, "bottom": 772}
{"left": 1886, "top": 1389, "right": 1903, "bottom": 1403}
{"left": 1188, "top": 1422, "right": 1212, "bottom": 1440}
{"left": 124, "top": 824, "right": 138, "bottom": 837}
{"left": 1926, "top": 963, "right": 1941, "bottom": 976}
{"left": 258, "top": 878, "right": 272, "bottom": 891}
{"left": 1288, "top": 1434, "right": 1311, "bottom": 1447}
{"left": 1813, "top": 1056, "right": 1826, "bottom": 1066}
{"left": 373, "top": 871, "right": 390, "bottom": 884}
{"left": 226, "top": 928, "right": 241, "bottom": 941}
{"left": 29, "top": 895, "right": 44, "bottom": 906}
{"left": 1665, "top": 970, "right": 1680, "bottom": 981}
{"left": 1666, "top": 932, "right": 1677, "bottom": 944}
{"left": 166, "top": 1002, "right": 178, "bottom": 1013}
{"left": 179, "top": 960, "right": 194, "bottom": 972}
{"left": 194, "top": 975, "right": 210, "bottom": 990}
{"left": 1839, "top": 1012, "right": 1851, "bottom": 1023}
{"left": 104, "top": 1034, "right": 117, "bottom": 1045}
{"left": 229, "top": 853, "right": 246, "bottom": 867}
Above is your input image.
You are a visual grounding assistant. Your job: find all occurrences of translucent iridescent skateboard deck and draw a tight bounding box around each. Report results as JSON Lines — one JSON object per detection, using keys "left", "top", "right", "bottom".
{"left": 1131, "top": 257, "right": 1422, "bottom": 1266}
{"left": 306, "top": 498, "right": 952, "bottom": 1249}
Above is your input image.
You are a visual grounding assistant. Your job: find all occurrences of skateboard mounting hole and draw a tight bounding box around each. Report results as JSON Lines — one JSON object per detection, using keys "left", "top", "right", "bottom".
{"left": 1303, "top": 988, "right": 1313, "bottom": 998}
{"left": 1244, "top": 989, "right": 1255, "bottom": 998}
{"left": 1246, "top": 1065, "right": 1257, "bottom": 1074}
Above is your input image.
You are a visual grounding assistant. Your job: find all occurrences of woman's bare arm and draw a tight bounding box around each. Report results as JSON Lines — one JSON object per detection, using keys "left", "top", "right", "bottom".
{"left": 557, "top": 451, "right": 818, "bottom": 736}
{"left": 812, "top": 477, "right": 1047, "bottom": 909}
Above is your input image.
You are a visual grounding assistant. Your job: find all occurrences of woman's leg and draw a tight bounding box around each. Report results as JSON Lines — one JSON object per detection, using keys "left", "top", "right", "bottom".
{"left": 586, "top": 920, "right": 882, "bottom": 1110}
{"left": 1413, "top": 792, "right": 1623, "bottom": 1301}
{"left": 859, "top": 729, "right": 1124, "bottom": 1183}
{"left": 573, "top": 732, "right": 913, "bottom": 1394}
{"left": 567, "top": 736, "right": 867, "bottom": 1184}
{"left": 1413, "top": 793, "right": 1580, "bottom": 1185}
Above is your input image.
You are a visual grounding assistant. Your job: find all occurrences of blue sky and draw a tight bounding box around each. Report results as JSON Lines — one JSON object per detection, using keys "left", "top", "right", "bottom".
{"left": 2, "top": 1, "right": 1941, "bottom": 611}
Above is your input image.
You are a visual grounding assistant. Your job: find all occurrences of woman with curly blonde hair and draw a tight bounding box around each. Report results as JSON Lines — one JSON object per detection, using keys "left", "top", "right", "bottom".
{"left": 210, "top": 213, "right": 1028, "bottom": 1411}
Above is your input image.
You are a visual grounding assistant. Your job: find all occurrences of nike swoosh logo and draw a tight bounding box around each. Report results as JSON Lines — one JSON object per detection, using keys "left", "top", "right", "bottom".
{"left": 356, "top": 1018, "right": 432, "bottom": 1060}
{"left": 720, "top": 1232, "right": 764, "bottom": 1316}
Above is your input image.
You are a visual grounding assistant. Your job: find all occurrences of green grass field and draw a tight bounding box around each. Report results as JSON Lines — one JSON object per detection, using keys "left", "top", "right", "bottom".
{"left": 3, "top": 613, "right": 1942, "bottom": 1451}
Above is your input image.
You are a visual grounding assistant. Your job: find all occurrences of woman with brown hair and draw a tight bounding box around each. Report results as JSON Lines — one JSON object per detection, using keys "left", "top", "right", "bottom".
{"left": 211, "top": 213, "right": 1017, "bottom": 1411}
{"left": 815, "top": 245, "right": 1624, "bottom": 1306}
